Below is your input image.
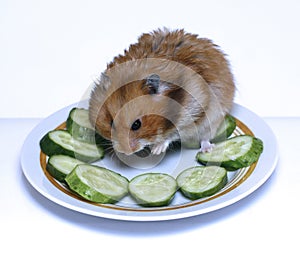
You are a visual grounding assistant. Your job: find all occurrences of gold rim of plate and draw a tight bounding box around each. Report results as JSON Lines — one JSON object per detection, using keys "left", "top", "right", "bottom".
{"left": 40, "top": 117, "right": 257, "bottom": 212}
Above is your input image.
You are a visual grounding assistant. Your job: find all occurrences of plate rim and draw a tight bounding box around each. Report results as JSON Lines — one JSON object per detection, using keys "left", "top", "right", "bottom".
{"left": 20, "top": 102, "right": 278, "bottom": 221}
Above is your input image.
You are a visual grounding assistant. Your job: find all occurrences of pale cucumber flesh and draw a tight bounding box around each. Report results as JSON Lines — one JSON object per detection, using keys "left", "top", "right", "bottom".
{"left": 66, "top": 108, "right": 104, "bottom": 144}
{"left": 129, "top": 173, "right": 177, "bottom": 207}
{"left": 197, "top": 135, "right": 263, "bottom": 171}
{"left": 70, "top": 108, "right": 94, "bottom": 129}
{"left": 65, "top": 164, "right": 128, "bottom": 203}
{"left": 177, "top": 166, "right": 227, "bottom": 199}
{"left": 39, "top": 130, "right": 104, "bottom": 162}
{"left": 202, "top": 136, "right": 253, "bottom": 162}
{"left": 46, "top": 155, "right": 84, "bottom": 182}
{"left": 50, "top": 131, "right": 100, "bottom": 156}
{"left": 211, "top": 114, "right": 236, "bottom": 142}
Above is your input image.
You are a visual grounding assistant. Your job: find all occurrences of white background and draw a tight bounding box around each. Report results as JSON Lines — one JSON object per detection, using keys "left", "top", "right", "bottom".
{"left": 1, "top": 0, "right": 300, "bottom": 118}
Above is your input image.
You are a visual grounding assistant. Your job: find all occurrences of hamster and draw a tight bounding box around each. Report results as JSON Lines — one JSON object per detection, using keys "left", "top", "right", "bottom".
{"left": 89, "top": 28, "right": 235, "bottom": 155}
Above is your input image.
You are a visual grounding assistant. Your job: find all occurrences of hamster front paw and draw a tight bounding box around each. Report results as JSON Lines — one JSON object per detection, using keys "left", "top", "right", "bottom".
{"left": 151, "top": 141, "right": 170, "bottom": 155}
{"left": 200, "top": 140, "right": 214, "bottom": 153}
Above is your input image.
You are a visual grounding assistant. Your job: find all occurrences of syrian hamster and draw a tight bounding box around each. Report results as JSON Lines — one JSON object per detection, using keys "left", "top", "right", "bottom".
{"left": 89, "top": 28, "right": 235, "bottom": 155}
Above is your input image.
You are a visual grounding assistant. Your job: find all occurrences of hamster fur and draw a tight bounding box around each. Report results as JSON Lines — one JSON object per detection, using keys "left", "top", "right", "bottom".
{"left": 89, "top": 28, "right": 235, "bottom": 155}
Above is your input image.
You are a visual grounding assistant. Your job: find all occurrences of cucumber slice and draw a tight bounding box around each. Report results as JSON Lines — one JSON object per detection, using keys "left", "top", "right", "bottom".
{"left": 65, "top": 164, "right": 129, "bottom": 203}
{"left": 177, "top": 166, "right": 227, "bottom": 199}
{"left": 196, "top": 135, "right": 263, "bottom": 171}
{"left": 46, "top": 155, "right": 84, "bottom": 182}
{"left": 66, "top": 108, "right": 103, "bottom": 144}
{"left": 181, "top": 115, "right": 236, "bottom": 149}
{"left": 211, "top": 114, "right": 236, "bottom": 143}
{"left": 40, "top": 130, "right": 104, "bottom": 162}
{"left": 129, "top": 173, "right": 177, "bottom": 207}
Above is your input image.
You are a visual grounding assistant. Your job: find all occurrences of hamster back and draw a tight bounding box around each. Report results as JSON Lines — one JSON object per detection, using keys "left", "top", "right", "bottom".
{"left": 89, "top": 28, "right": 235, "bottom": 155}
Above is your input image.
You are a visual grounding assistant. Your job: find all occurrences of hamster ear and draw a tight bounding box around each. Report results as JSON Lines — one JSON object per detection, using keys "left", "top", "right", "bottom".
{"left": 145, "top": 74, "right": 160, "bottom": 94}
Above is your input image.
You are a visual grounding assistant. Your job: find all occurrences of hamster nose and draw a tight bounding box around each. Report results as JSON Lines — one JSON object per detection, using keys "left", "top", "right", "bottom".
{"left": 129, "top": 139, "right": 139, "bottom": 151}
{"left": 123, "top": 140, "right": 140, "bottom": 155}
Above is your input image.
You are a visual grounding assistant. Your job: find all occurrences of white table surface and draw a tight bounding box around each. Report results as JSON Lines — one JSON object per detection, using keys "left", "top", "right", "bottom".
{"left": 1, "top": 117, "right": 299, "bottom": 261}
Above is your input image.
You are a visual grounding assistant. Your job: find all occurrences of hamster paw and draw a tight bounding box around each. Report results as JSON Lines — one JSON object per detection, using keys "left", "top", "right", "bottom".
{"left": 200, "top": 140, "right": 214, "bottom": 153}
{"left": 151, "top": 141, "right": 170, "bottom": 155}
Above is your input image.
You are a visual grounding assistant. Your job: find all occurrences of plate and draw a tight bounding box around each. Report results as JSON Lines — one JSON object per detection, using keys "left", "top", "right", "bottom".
{"left": 21, "top": 102, "right": 278, "bottom": 221}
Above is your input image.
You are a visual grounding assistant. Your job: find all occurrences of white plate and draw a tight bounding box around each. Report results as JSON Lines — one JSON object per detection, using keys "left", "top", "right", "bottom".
{"left": 21, "top": 102, "right": 278, "bottom": 221}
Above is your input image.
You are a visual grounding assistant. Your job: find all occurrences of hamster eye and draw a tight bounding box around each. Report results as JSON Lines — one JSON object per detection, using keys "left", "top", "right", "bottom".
{"left": 131, "top": 119, "right": 141, "bottom": 131}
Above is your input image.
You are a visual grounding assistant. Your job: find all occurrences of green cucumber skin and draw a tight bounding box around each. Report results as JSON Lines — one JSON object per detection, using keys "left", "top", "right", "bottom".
{"left": 46, "top": 155, "right": 84, "bottom": 182}
{"left": 211, "top": 114, "right": 237, "bottom": 143}
{"left": 66, "top": 108, "right": 104, "bottom": 145}
{"left": 65, "top": 171, "right": 117, "bottom": 204}
{"left": 197, "top": 136, "right": 264, "bottom": 171}
{"left": 129, "top": 187, "right": 176, "bottom": 207}
{"left": 40, "top": 131, "right": 104, "bottom": 162}
{"left": 46, "top": 161, "right": 67, "bottom": 182}
{"left": 179, "top": 174, "right": 228, "bottom": 200}
{"left": 131, "top": 193, "right": 176, "bottom": 207}
{"left": 40, "top": 131, "right": 71, "bottom": 156}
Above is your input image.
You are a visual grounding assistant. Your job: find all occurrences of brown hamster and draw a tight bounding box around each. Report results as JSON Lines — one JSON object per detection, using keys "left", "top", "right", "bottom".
{"left": 89, "top": 28, "right": 235, "bottom": 155}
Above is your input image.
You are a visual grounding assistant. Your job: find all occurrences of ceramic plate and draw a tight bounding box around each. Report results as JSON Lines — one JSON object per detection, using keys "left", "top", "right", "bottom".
{"left": 21, "top": 102, "right": 278, "bottom": 221}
